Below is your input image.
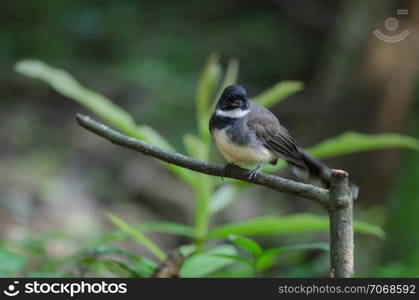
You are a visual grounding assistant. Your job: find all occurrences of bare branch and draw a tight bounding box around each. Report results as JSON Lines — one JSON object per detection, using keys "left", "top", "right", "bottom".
{"left": 329, "top": 170, "right": 354, "bottom": 278}
{"left": 76, "top": 113, "right": 355, "bottom": 278}
{"left": 76, "top": 114, "right": 330, "bottom": 208}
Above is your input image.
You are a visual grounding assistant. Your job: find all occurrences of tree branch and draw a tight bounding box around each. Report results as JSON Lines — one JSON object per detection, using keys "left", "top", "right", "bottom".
{"left": 76, "top": 113, "right": 330, "bottom": 208}
{"left": 329, "top": 170, "right": 354, "bottom": 278}
{"left": 75, "top": 113, "right": 355, "bottom": 277}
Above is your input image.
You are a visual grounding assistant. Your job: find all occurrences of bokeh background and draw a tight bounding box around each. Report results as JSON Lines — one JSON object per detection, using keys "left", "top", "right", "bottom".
{"left": 1, "top": 0, "right": 419, "bottom": 277}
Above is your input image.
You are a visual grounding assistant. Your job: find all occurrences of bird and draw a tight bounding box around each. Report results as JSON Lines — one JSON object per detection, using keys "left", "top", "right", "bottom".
{"left": 209, "top": 84, "right": 336, "bottom": 190}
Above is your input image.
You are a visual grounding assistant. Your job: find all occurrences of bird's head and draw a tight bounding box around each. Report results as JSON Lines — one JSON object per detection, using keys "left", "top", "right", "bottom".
{"left": 217, "top": 85, "right": 249, "bottom": 111}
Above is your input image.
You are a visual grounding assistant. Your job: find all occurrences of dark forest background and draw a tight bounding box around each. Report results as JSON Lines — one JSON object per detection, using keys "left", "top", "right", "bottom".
{"left": 1, "top": 0, "right": 418, "bottom": 277}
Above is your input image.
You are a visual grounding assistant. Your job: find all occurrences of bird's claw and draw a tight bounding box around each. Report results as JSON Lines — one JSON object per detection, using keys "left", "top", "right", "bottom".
{"left": 248, "top": 169, "right": 260, "bottom": 180}
{"left": 248, "top": 161, "right": 264, "bottom": 180}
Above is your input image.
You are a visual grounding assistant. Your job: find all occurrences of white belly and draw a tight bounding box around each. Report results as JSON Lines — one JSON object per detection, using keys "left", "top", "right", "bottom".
{"left": 212, "top": 129, "right": 275, "bottom": 164}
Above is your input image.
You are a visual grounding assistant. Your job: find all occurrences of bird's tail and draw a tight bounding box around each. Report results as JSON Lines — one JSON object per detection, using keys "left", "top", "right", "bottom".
{"left": 292, "top": 149, "right": 359, "bottom": 199}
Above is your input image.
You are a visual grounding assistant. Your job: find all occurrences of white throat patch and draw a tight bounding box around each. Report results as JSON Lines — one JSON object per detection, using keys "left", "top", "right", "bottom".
{"left": 216, "top": 108, "right": 250, "bottom": 118}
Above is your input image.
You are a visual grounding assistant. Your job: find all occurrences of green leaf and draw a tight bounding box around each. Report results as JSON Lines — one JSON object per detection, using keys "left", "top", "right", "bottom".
{"left": 214, "top": 58, "right": 239, "bottom": 103}
{"left": 193, "top": 176, "right": 213, "bottom": 241}
{"left": 137, "top": 125, "right": 195, "bottom": 185}
{"left": 182, "top": 134, "right": 214, "bottom": 242}
{"left": 208, "top": 214, "right": 385, "bottom": 239}
{"left": 84, "top": 222, "right": 195, "bottom": 257}
{"left": 101, "top": 259, "right": 144, "bottom": 277}
{"left": 183, "top": 134, "right": 209, "bottom": 161}
{"left": 354, "top": 221, "right": 386, "bottom": 239}
{"left": 136, "top": 221, "right": 196, "bottom": 238}
{"left": 209, "top": 184, "right": 243, "bottom": 215}
{"left": 228, "top": 235, "right": 263, "bottom": 257}
{"left": 15, "top": 60, "right": 137, "bottom": 135}
{"left": 0, "top": 248, "right": 27, "bottom": 275}
{"left": 137, "top": 125, "right": 176, "bottom": 152}
{"left": 177, "top": 244, "right": 197, "bottom": 257}
{"left": 211, "top": 254, "right": 253, "bottom": 267}
{"left": 260, "top": 243, "right": 329, "bottom": 259}
{"left": 308, "top": 132, "right": 419, "bottom": 159}
{"left": 88, "top": 244, "right": 135, "bottom": 257}
{"left": 85, "top": 244, "right": 157, "bottom": 277}
{"left": 180, "top": 245, "right": 237, "bottom": 277}
{"left": 106, "top": 213, "right": 166, "bottom": 261}
{"left": 15, "top": 60, "right": 194, "bottom": 185}
{"left": 78, "top": 256, "right": 145, "bottom": 277}
{"left": 255, "top": 243, "right": 329, "bottom": 272}
{"left": 81, "top": 231, "right": 126, "bottom": 251}
{"left": 255, "top": 252, "right": 277, "bottom": 272}
{"left": 221, "top": 58, "right": 239, "bottom": 90}
{"left": 253, "top": 81, "right": 304, "bottom": 108}
{"left": 132, "top": 257, "right": 157, "bottom": 278}
{"left": 196, "top": 54, "right": 221, "bottom": 140}
{"left": 209, "top": 215, "right": 324, "bottom": 238}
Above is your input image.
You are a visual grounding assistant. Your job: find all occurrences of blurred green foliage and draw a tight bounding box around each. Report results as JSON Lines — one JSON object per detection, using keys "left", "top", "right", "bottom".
{"left": 0, "top": 247, "right": 27, "bottom": 276}
{"left": 10, "top": 55, "right": 419, "bottom": 277}
{"left": 224, "top": 235, "right": 329, "bottom": 276}
{"left": 379, "top": 116, "right": 419, "bottom": 277}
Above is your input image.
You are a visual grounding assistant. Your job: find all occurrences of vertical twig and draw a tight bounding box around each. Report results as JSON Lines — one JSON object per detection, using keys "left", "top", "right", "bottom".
{"left": 328, "top": 169, "right": 354, "bottom": 278}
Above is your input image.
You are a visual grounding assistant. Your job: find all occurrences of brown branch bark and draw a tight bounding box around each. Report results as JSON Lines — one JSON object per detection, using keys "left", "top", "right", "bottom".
{"left": 75, "top": 113, "right": 355, "bottom": 278}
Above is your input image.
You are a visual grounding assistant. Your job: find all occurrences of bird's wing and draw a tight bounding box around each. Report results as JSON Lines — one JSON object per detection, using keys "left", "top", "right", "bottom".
{"left": 247, "top": 103, "right": 305, "bottom": 168}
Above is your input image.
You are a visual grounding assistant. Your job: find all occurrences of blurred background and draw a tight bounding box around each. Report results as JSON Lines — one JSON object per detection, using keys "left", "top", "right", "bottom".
{"left": 1, "top": 0, "right": 418, "bottom": 277}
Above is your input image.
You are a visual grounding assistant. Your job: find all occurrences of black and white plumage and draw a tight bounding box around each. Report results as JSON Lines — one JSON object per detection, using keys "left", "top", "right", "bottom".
{"left": 209, "top": 84, "right": 332, "bottom": 187}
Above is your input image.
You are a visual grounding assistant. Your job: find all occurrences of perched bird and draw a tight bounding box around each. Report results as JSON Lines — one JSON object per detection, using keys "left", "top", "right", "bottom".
{"left": 209, "top": 84, "right": 335, "bottom": 190}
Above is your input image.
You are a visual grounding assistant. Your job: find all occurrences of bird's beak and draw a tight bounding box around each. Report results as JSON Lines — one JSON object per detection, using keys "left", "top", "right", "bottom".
{"left": 231, "top": 101, "right": 241, "bottom": 108}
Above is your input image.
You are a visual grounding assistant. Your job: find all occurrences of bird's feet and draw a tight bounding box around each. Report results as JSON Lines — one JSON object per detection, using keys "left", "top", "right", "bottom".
{"left": 221, "top": 163, "right": 237, "bottom": 180}
{"left": 248, "top": 161, "right": 264, "bottom": 180}
{"left": 248, "top": 168, "right": 260, "bottom": 180}
{"left": 221, "top": 162, "right": 264, "bottom": 181}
